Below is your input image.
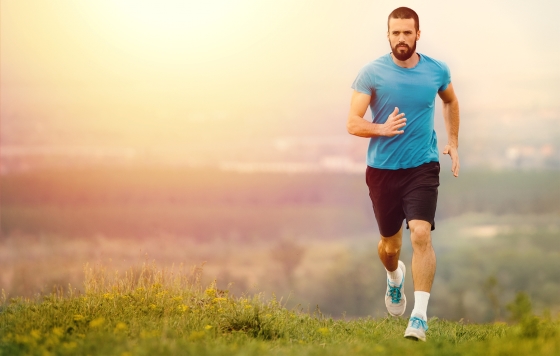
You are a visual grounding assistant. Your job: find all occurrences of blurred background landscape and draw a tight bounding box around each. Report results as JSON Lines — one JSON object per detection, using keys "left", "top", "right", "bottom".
{"left": 1, "top": 0, "right": 559, "bottom": 323}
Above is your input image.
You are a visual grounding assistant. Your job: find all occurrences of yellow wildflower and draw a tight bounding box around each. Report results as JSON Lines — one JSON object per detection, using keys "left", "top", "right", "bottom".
{"left": 204, "top": 325, "right": 213, "bottom": 330}
{"left": 30, "top": 330, "right": 41, "bottom": 339}
{"left": 89, "top": 317, "right": 105, "bottom": 328}
{"left": 114, "top": 322, "right": 128, "bottom": 332}
{"left": 205, "top": 288, "right": 217, "bottom": 298}
{"left": 318, "top": 327, "right": 330, "bottom": 336}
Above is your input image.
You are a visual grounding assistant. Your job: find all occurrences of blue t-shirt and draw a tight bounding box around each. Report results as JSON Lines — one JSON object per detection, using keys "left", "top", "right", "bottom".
{"left": 352, "top": 53, "right": 451, "bottom": 169}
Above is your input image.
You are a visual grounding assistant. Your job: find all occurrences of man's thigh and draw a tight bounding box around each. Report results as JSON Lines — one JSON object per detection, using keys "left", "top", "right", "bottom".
{"left": 402, "top": 162, "right": 440, "bottom": 231}
{"left": 365, "top": 166, "right": 405, "bottom": 237}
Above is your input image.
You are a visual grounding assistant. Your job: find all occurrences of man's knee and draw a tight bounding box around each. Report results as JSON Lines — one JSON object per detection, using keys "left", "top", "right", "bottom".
{"left": 410, "top": 222, "right": 432, "bottom": 248}
{"left": 383, "top": 244, "right": 401, "bottom": 257}
{"left": 379, "top": 238, "right": 402, "bottom": 257}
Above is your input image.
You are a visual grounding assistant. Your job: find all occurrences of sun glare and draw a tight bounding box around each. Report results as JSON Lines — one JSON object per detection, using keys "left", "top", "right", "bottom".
{"left": 91, "top": 0, "right": 244, "bottom": 65}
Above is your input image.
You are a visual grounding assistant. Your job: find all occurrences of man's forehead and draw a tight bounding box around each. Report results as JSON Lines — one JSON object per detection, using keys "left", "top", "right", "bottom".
{"left": 388, "top": 18, "right": 416, "bottom": 31}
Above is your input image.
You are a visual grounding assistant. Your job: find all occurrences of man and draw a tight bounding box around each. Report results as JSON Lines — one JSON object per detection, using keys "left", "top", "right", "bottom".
{"left": 346, "top": 7, "right": 460, "bottom": 341}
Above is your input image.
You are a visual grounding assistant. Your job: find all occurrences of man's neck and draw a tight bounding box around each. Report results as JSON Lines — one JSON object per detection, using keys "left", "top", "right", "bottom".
{"left": 391, "top": 52, "right": 420, "bottom": 68}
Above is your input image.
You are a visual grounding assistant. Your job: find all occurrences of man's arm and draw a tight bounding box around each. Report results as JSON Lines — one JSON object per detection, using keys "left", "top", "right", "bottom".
{"left": 347, "top": 90, "right": 406, "bottom": 138}
{"left": 438, "top": 82, "right": 460, "bottom": 177}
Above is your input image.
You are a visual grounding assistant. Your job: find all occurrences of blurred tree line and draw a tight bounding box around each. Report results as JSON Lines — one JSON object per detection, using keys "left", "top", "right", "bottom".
{"left": 2, "top": 167, "right": 559, "bottom": 239}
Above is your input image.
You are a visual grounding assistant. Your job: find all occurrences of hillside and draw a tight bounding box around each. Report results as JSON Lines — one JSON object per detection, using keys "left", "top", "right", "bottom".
{"left": 1, "top": 263, "right": 559, "bottom": 356}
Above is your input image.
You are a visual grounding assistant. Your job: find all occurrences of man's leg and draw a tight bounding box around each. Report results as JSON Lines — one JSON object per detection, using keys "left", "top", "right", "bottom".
{"left": 404, "top": 219, "right": 435, "bottom": 341}
{"left": 379, "top": 226, "right": 407, "bottom": 316}
{"left": 377, "top": 226, "right": 403, "bottom": 272}
{"left": 409, "top": 219, "right": 436, "bottom": 293}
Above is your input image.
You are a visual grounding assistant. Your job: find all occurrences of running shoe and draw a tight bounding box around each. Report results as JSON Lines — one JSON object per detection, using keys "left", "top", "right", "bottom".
{"left": 404, "top": 314, "right": 428, "bottom": 341}
{"left": 385, "top": 260, "right": 406, "bottom": 316}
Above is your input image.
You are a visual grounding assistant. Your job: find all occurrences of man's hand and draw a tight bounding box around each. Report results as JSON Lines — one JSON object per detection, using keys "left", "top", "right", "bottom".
{"left": 443, "top": 144, "right": 460, "bottom": 177}
{"left": 347, "top": 94, "right": 407, "bottom": 138}
{"left": 381, "top": 107, "right": 407, "bottom": 137}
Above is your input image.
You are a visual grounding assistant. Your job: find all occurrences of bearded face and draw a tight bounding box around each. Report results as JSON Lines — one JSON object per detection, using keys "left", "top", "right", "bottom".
{"left": 391, "top": 40, "right": 417, "bottom": 61}
{"left": 387, "top": 18, "right": 420, "bottom": 62}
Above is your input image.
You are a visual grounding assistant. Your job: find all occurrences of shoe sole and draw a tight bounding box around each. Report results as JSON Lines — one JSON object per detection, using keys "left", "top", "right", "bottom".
{"left": 404, "top": 330, "right": 426, "bottom": 342}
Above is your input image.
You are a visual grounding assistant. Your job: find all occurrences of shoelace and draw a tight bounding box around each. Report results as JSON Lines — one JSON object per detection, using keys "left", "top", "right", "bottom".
{"left": 386, "top": 280, "right": 403, "bottom": 304}
{"left": 409, "top": 316, "right": 429, "bottom": 331}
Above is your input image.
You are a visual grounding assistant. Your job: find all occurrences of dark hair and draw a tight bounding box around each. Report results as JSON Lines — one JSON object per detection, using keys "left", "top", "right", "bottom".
{"left": 388, "top": 7, "right": 419, "bottom": 31}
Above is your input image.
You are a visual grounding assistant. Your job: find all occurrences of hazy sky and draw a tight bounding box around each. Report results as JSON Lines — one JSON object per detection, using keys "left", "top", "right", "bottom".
{"left": 2, "top": 0, "right": 559, "bottom": 146}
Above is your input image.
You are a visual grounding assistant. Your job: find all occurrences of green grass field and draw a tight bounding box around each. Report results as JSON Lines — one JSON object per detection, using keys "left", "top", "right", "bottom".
{"left": 2, "top": 263, "right": 559, "bottom": 356}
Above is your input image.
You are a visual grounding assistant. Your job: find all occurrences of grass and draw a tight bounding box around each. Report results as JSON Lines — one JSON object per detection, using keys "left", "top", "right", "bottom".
{"left": 1, "top": 263, "right": 559, "bottom": 356}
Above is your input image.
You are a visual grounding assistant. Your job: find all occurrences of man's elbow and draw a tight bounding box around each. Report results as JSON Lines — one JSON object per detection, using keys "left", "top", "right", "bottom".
{"left": 346, "top": 119, "right": 357, "bottom": 136}
{"left": 443, "top": 97, "right": 459, "bottom": 107}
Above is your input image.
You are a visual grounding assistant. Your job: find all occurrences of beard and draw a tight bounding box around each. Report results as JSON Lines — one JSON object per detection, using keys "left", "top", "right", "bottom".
{"left": 391, "top": 41, "right": 417, "bottom": 61}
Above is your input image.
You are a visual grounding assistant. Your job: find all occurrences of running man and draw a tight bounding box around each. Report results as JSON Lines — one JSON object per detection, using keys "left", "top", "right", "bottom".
{"left": 346, "top": 7, "right": 460, "bottom": 341}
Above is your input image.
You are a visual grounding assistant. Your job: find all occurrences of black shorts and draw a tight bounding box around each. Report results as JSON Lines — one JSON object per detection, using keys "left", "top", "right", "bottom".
{"left": 365, "top": 161, "right": 440, "bottom": 237}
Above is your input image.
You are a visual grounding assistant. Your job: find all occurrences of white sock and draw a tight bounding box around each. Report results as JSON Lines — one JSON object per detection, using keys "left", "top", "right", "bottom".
{"left": 386, "top": 264, "right": 403, "bottom": 286}
{"left": 411, "top": 291, "right": 430, "bottom": 320}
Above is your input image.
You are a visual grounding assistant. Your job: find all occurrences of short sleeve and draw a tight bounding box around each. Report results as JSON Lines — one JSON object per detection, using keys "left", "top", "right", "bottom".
{"left": 351, "top": 65, "right": 374, "bottom": 95}
{"left": 438, "top": 62, "right": 451, "bottom": 92}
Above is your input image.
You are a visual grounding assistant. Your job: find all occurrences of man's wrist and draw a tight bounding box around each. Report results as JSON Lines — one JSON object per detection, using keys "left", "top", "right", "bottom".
{"left": 374, "top": 123, "right": 386, "bottom": 137}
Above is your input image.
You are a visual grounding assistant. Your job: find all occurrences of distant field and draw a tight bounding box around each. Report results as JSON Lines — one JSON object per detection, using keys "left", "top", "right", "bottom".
{"left": 2, "top": 166, "right": 559, "bottom": 238}
{"left": 0, "top": 167, "right": 373, "bottom": 239}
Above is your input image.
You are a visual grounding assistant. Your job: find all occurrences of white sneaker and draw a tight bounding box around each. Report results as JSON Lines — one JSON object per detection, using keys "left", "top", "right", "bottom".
{"left": 404, "top": 314, "right": 428, "bottom": 341}
{"left": 385, "top": 260, "right": 406, "bottom": 316}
